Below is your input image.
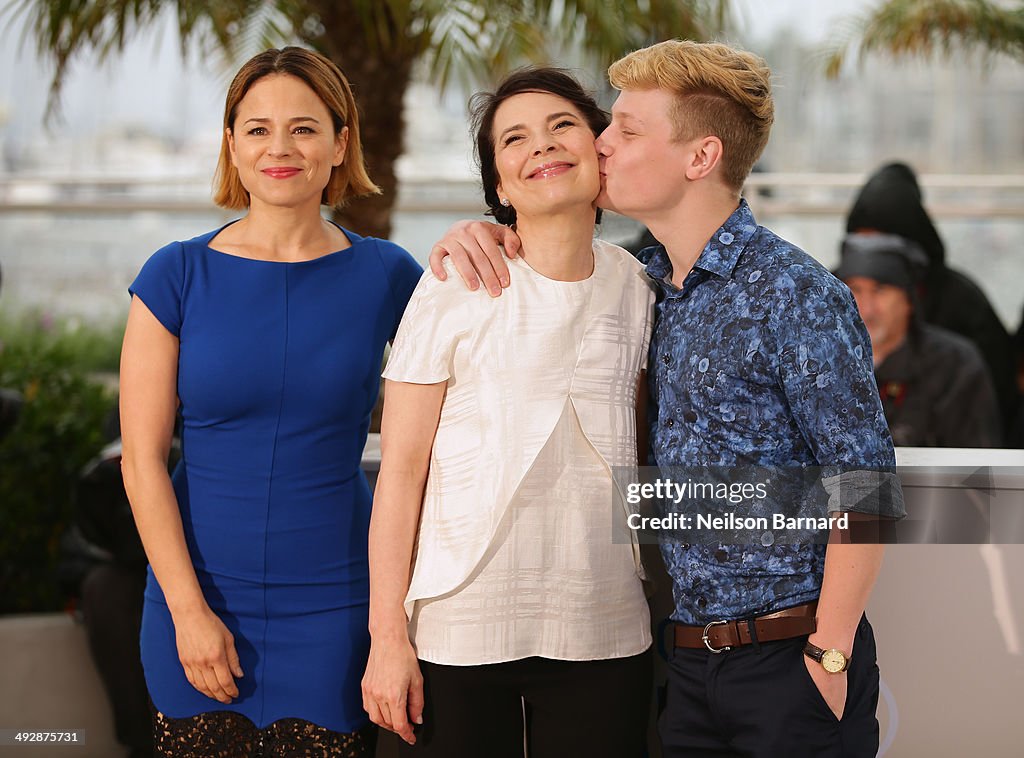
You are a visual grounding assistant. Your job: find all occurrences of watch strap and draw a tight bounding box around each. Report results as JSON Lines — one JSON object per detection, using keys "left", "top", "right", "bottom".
{"left": 803, "top": 641, "right": 825, "bottom": 662}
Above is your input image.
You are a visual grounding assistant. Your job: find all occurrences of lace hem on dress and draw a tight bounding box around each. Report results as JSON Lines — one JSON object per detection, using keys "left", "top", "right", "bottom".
{"left": 152, "top": 706, "right": 377, "bottom": 757}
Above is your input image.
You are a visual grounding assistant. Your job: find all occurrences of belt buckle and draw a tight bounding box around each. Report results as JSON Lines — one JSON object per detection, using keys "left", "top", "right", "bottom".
{"left": 702, "top": 620, "right": 731, "bottom": 653}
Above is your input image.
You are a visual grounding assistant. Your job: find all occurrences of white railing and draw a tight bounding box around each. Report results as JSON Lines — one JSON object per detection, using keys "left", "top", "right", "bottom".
{"left": 2, "top": 173, "right": 1023, "bottom": 218}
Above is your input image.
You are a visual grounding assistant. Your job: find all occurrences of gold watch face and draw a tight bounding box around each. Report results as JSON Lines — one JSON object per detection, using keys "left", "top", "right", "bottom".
{"left": 820, "top": 649, "right": 847, "bottom": 673}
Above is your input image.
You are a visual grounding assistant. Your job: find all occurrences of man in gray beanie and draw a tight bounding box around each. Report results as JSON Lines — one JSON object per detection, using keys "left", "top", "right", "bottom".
{"left": 846, "top": 162, "right": 1017, "bottom": 442}
{"left": 837, "top": 233, "right": 1000, "bottom": 447}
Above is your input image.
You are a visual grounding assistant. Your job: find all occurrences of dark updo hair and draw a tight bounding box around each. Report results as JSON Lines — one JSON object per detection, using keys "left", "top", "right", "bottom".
{"left": 470, "top": 67, "right": 610, "bottom": 227}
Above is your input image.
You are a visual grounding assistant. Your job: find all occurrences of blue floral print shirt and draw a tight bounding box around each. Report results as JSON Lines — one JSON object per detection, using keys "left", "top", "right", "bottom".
{"left": 642, "top": 199, "right": 904, "bottom": 625}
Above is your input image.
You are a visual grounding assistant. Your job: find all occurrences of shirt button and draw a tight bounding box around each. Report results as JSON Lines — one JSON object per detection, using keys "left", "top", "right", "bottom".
{"left": 761, "top": 531, "right": 775, "bottom": 546}
{"left": 665, "top": 418, "right": 675, "bottom": 428}
{"left": 698, "top": 596, "right": 708, "bottom": 608}
{"left": 662, "top": 354, "right": 672, "bottom": 365}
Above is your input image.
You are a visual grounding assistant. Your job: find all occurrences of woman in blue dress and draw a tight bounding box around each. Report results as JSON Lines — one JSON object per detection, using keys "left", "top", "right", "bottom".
{"left": 120, "top": 47, "right": 421, "bottom": 756}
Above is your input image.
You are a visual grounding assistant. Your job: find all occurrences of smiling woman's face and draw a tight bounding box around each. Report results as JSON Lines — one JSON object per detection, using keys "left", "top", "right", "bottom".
{"left": 227, "top": 73, "right": 347, "bottom": 211}
{"left": 491, "top": 91, "right": 600, "bottom": 222}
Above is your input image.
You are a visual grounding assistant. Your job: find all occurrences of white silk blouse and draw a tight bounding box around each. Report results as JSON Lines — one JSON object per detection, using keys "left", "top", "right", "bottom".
{"left": 382, "top": 238, "right": 655, "bottom": 664}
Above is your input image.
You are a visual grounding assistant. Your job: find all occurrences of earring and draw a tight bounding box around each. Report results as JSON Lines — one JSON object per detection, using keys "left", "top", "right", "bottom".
{"left": 500, "top": 198, "right": 510, "bottom": 207}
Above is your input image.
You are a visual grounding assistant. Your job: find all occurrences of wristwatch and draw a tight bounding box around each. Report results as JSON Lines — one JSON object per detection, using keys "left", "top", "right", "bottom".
{"left": 803, "top": 642, "right": 850, "bottom": 673}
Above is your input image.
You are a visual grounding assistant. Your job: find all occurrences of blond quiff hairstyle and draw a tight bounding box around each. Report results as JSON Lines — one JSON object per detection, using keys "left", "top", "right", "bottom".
{"left": 608, "top": 40, "right": 774, "bottom": 191}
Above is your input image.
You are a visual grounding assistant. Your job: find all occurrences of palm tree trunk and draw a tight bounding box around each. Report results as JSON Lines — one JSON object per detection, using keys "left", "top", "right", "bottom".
{"left": 307, "top": 2, "right": 415, "bottom": 240}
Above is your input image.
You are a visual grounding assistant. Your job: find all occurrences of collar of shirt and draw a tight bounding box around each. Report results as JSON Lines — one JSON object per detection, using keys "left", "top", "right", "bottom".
{"left": 642, "top": 199, "right": 759, "bottom": 293}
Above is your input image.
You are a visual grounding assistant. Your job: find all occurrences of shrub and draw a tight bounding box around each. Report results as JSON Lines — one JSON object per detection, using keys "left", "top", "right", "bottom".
{"left": 0, "top": 312, "right": 120, "bottom": 613}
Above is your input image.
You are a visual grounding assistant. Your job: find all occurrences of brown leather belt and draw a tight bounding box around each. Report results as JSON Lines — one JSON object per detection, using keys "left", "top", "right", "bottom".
{"left": 674, "top": 601, "right": 818, "bottom": 653}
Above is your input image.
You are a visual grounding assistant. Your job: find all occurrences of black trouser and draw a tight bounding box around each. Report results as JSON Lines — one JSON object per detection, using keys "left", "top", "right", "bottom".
{"left": 659, "top": 614, "right": 879, "bottom": 758}
{"left": 399, "top": 652, "right": 652, "bottom": 758}
{"left": 80, "top": 563, "right": 153, "bottom": 756}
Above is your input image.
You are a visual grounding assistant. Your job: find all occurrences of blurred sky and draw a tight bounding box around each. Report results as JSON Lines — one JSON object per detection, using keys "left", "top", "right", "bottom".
{"left": 0, "top": 0, "right": 867, "bottom": 146}
{"left": 732, "top": 0, "right": 866, "bottom": 43}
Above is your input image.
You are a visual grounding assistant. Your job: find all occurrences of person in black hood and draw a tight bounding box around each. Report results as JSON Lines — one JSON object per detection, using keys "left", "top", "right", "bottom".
{"left": 846, "top": 161, "right": 1019, "bottom": 444}
{"left": 836, "top": 233, "right": 1000, "bottom": 448}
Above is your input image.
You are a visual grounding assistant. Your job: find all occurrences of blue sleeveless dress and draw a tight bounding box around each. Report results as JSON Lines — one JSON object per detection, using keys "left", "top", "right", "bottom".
{"left": 130, "top": 223, "right": 422, "bottom": 733}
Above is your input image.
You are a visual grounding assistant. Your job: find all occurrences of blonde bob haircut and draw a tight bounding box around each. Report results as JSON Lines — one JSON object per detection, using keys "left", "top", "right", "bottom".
{"left": 608, "top": 40, "right": 774, "bottom": 192}
{"left": 213, "top": 47, "right": 379, "bottom": 209}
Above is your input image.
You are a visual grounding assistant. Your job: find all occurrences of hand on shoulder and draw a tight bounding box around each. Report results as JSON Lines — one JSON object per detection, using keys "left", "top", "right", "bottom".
{"left": 428, "top": 220, "right": 522, "bottom": 297}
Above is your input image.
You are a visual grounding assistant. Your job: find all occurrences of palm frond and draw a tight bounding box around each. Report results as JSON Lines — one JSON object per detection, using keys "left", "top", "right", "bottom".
{"left": 420, "top": 2, "right": 493, "bottom": 91}
{"left": 823, "top": 0, "right": 1024, "bottom": 78}
{"left": 8, "top": 0, "right": 259, "bottom": 118}
{"left": 196, "top": 0, "right": 298, "bottom": 78}
{"left": 420, "top": 0, "right": 730, "bottom": 95}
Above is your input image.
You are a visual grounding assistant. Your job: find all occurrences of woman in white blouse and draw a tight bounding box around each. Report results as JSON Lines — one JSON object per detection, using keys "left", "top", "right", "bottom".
{"left": 361, "top": 68, "right": 655, "bottom": 757}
